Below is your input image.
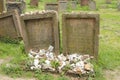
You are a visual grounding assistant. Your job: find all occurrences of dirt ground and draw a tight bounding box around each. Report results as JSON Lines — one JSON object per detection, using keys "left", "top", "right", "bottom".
{"left": 104, "top": 67, "right": 120, "bottom": 80}
{"left": 0, "top": 74, "right": 35, "bottom": 80}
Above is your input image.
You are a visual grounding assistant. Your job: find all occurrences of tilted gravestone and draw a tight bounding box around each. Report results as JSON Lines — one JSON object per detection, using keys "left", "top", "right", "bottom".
{"left": 62, "top": 13, "right": 99, "bottom": 58}
{"left": 21, "top": 11, "right": 60, "bottom": 54}
{"left": 0, "top": 0, "right": 6, "bottom": 13}
{"left": 45, "top": 3, "right": 58, "bottom": 12}
{"left": 6, "top": 2, "right": 23, "bottom": 14}
{"left": 30, "top": 0, "right": 39, "bottom": 7}
{"left": 106, "top": 0, "right": 111, "bottom": 4}
{"left": 81, "top": 0, "right": 90, "bottom": 6}
{"left": 58, "top": 1, "right": 68, "bottom": 12}
{"left": 88, "top": 0, "right": 96, "bottom": 11}
{"left": 0, "top": 10, "right": 21, "bottom": 39}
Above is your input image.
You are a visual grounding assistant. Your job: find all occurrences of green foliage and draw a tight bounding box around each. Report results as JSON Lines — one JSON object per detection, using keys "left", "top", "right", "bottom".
{"left": 0, "top": 37, "right": 20, "bottom": 44}
{"left": 62, "top": 64, "right": 71, "bottom": 74}
{"left": 57, "top": 76, "right": 69, "bottom": 80}
{"left": 0, "top": 0, "right": 120, "bottom": 80}
{"left": 1, "top": 64, "right": 23, "bottom": 78}
{"left": 35, "top": 71, "right": 54, "bottom": 80}
{"left": 51, "top": 60, "right": 60, "bottom": 70}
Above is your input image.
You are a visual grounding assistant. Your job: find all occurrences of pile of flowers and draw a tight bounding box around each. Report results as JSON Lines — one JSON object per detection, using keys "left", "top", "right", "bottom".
{"left": 28, "top": 45, "right": 94, "bottom": 75}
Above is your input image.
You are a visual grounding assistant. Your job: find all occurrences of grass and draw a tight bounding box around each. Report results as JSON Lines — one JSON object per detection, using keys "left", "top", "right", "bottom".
{"left": 0, "top": 0, "right": 120, "bottom": 80}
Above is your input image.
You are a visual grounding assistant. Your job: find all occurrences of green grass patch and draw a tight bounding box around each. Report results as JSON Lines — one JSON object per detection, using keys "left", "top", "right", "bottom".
{"left": 0, "top": 0, "right": 120, "bottom": 80}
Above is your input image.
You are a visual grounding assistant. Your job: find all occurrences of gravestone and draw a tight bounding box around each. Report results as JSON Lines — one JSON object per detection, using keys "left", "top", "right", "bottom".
{"left": 6, "top": 2, "right": 23, "bottom": 14}
{"left": 0, "top": 0, "right": 6, "bottom": 13}
{"left": 45, "top": 3, "right": 58, "bottom": 12}
{"left": 118, "top": 2, "right": 120, "bottom": 11}
{"left": 30, "top": 0, "right": 39, "bottom": 7}
{"left": 0, "top": 10, "right": 21, "bottom": 39}
{"left": 62, "top": 13, "right": 99, "bottom": 58}
{"left": 19, "top": 0, "right": 26, "bottom": 12}
{"left": 21, "top": 11, "right": 60, "bottom": 54}
{"left": 81, "top": 0, "right": 89, "bottom": 6}
{"left": 89, "top": 0, "right": 96, "bottom": 10}
{"left": 58, "top": 1, "right": 68, "bottom": 12}
{"left": 106, "top": 0, "right": 111, "bottom": 4}
{"left": 69, "top": 1, "right": 77, "bottom": 9}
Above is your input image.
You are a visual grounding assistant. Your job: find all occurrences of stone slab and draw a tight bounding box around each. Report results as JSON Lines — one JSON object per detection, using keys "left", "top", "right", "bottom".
{"left": 21, "top": 11, "right": 60, "bottom": 54}
{"left": 89, "top": 0, "right": 96, "bottom": 11}
{"left": 58, "top": 1, "right": 68, "bottom": 12}
{"left": 81, "top": 0, "right": 90, "bottom": 6}
{"left": 45, "top": 3, "right": 58, "bottom": 12}
{"left": 30, "top": 0, "right": 39, "bottom": 7}
{"left": 6, "top": 2, "right": 23, "bottom": 14}
{"left": 62, "top": 13, "right": 99, "bottom": 58}
{"left": 68, "top": 1, "right": 77, "bottom": 9}
{"left": 0, "top": 10, "right": 21, "bottom": 39}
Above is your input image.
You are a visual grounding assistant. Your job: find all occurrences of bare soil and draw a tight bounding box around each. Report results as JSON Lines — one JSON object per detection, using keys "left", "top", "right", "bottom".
{"left": 0, "top": 74, "right": 35, "bottom": 80}
{"left": 104, "top": 67, "right": 120, "bottom": 80}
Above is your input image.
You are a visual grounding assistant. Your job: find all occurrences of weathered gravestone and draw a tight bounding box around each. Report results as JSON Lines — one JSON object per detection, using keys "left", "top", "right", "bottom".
{"left": 45, "top": 3, "right": 58, "bottom": 12}
{"left": 6, "top": 2, "right": 23, "bottom": 14}
{"left": 81, "top": 0, "right": 90, "bottom": 6}
{"left": 0, "top": 10, "right": 21, "bottom": 39}
{"left": 106, "top": 0, "right": 111, "bottom": 4}
{"left": 58, "top": 1, "right": 68, "bottom": 12}
{"left": 0, "top": 0, "right": 6, "bottom": 13}
{"left": 62, "top": 13, "right": 99, "bottom": 58}
{"left": 30, "top": 0, "right": 39, "bottom": 7}
{"left": 68, "top": 1, "right": 77, "bottom": 9}
{"left": 88, "top": 0, "right": 96, "bottom": 11}
{"left": 21, "top": 11, "right": 60, "bottom": 54}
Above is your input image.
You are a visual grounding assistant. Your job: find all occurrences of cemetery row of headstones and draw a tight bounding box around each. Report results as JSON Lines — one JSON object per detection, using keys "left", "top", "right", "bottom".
{"left": 1, "top": 0, "right": 120, "bottom": 14}
{"left": 0, "top": 9, "right": 99, "bottom": 58}
{"left": 45, "top": 0, "right": 97, "bottom": 11}
{"left": 44, "top": 0, "right": 120, "bottom": 12}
